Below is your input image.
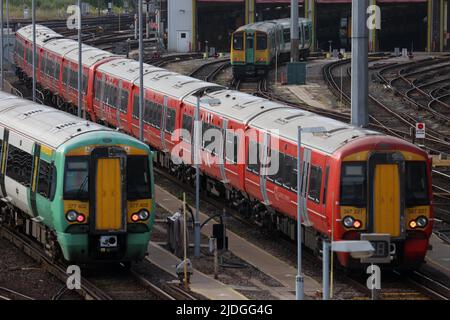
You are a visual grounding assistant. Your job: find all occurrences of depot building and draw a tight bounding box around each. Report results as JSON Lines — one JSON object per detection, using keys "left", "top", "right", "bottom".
{"left": 166, "top": 0, "right": 450, "bottom": 53}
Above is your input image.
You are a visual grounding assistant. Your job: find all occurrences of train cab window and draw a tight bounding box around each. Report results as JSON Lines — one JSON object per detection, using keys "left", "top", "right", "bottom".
{"left": 37, "top": 160, "right": 53, "bottom": 199}
{"left": 246, "top": 36, "right": 254, "bottom": 50}
{"left": 182, "top": 114, "right": 192, "bottom": 142}
{"left": 405, "top": 162, "right": 429, "bottom": 206}
{"left": 165, "top": 108, "right": 176, "bottom": 134}
{"left": 247, "top": 141, "right": 260, "bottom": 174}
{"left": 6, "top": 145, "right": 33, "bottom": 188}
{"left": 256, "top": 33, "right": 268, "bottom": 50}
{"left": 340, "top": 162, "right": 367, "bottom": 207}
{"left": 127, "top": 156, "right": 151, "bottom": 200}
{"left": 233, "top": 33, "right": 244, "bottom": 50}
{"left": 64, "top": 157, "right": 89, "bottom": 200}
{"left": 308, "top": 166, "right": 322, "bottom": 203}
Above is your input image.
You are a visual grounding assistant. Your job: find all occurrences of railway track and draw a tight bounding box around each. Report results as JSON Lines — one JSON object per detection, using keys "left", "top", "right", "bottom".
{"left": 149, "top": 53, "right": 203, "bottom": 67}
{"left": 188, "top": 59, "right": 230, "bottom": 82}
{"left": 0, "top": 224, "right": 195, "bottom": 300}
{"left": 323, "top": 58, "right": 450, "bottom": 223}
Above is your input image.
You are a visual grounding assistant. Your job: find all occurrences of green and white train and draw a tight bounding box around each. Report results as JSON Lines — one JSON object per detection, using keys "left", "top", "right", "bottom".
{"left": 0, "top": 91, "right": 155, "bottom": 265}
{"left": 231, "top": 18, "right": 312, "bottom": 78}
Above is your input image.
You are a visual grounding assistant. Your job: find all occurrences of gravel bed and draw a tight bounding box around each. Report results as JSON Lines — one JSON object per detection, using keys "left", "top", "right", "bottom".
{"left": 0, "top": 237, "right": 81, "bottom": 300}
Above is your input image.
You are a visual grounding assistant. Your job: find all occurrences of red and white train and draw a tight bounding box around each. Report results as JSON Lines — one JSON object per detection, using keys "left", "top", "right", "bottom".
{"left": 14, "top": 25, "right": 434, "bottom": 268}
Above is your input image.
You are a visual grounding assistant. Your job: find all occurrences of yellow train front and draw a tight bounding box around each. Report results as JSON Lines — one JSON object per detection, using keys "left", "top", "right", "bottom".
{"left": 231, "top": 18, "right": 312, "bottom": 79}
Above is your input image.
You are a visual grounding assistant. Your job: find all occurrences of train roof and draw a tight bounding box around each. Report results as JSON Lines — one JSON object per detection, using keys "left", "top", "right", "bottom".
{"left": 18, "top": 25, "right": 118, "bottom": 67}
{"left": 248, "top": 107, "right": 381, "bottom": 155}
{"left": 16, "top": 24, "right": 63, "bottom": 46}
{"left": 99, "top": 58, "right": 223, "bottom": 99}
{"left": 235, "top": 18, "right": 310, "bottom": 33}
{"left": 0, "top": 92, "right": 111, "bottom": 149}
{"left": 184, "top": 89, "right": 285, "bottom": 124}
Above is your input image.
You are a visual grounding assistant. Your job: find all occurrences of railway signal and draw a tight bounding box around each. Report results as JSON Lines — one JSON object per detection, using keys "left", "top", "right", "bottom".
{"left": 415, "top": 122, "right": 426, "bottom": 139}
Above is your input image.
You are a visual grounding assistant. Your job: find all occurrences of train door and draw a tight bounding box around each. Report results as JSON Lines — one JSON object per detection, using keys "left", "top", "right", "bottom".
{"left": 300, "top": 148, "right": 313, "bottom": 226}
{"left": 245, "top": 32, "right": 255, "bottom": 64}
{"left": 91, "top": 148, "right": 126, "bottom": 232}
{"left": 368, "top": 153, "right": 405, "bottom": 238}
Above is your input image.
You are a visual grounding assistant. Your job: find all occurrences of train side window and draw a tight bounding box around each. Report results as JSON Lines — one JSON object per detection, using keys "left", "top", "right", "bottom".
{"left": 323, "top": 166, "right": 330, "bottom": 205}
{"left": 283, "top": 29, "right": 290, "bottom": 43}
{"left": 154, "top": 104, "right": 162, "bottom": 129}
{"left": 119, "top": 88, "right": 128, "bottom": 112}
{"left": 54, "top": 62, "right": 61, "bottom": 80}
{"left": 233, "top": 33, "right": 243, "bottom": 50}
{"left": 225, "top": 131, "right": 238, "bottom": 164}
{"left": 283, "top": 155, "right": 296, "bottom": 190}
{"left": 247, "top": 141, "right": 260, "bottom": 174}
{"left": 308, "top": 166, "right": 322, "bottom": 203}
{"left": 144, "top": 100, "right": 152, "bottom": 123}
{"left": 291, "top": 157, "right": 298, "bottom": 192}
{"left": 94, "top": 77, "right": 101, "bottom": 100}
{"left": 62, "top": 66, "right": 69, "bottom": 85}
{"left": 83, "top": 73, "right": 88, "bottom": 93}
{"left": 133, "top": 94, "right": 139, "bottom": 119}
{"left": 37, "top": 159, "right": 52, "bottom": 199}
{"left": 165, "top": 108, "right": 176, "bottom": 134}
{"left": 182, "top": 114, "right": 192, "bottom": 142}
{"left": 256, "top": 33, "right": 267, "bottom": 50}
{"left": 109, "top": 85, "right": 118, "bottom": 108}
{"left": 6, "top": 145, "right": 33, "bottom": 188}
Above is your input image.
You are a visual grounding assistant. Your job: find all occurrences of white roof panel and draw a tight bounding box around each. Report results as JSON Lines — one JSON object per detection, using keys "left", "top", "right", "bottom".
{"left": 0, "top": 92, "right": 111, "bottom": 149}
{"left": 248, "top": 107, "right": 381, "bottom": 154}
{"left": 16, "top": 24, "right": 63, "bottom": 46}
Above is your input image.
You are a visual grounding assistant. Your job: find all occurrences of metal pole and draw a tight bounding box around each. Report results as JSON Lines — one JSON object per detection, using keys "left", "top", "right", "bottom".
{"left": 1, "top": 0, "right": 4, "bottom": 91}
{"left": 139, "top": 0, "right": 144, "bottom": 141}
{"left": 296, "top": 126, "right": 304, "bottom": 300}
{"left": 194, "top": 95, "right": 201, "bottom": 258}
{"left": 350, "top": 0, "right": 369, "bottom": 127}
{"left": 32, "top": 0, "right": 36, "bottom": 102}
{"left": 183, "top": 193, "right": 188, "bottom": 290}
{"left": 290, "top": 0, "right": 299, "bottom": 62}
{"left": 322, "top": 239, "right": 330, "bottom": 300}
{"left": 78, "top": 0, "right": 83, "bottom": 118}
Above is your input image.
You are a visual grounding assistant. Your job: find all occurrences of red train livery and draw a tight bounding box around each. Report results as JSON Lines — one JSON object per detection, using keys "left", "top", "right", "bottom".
{"left": 14, "top": 25, "right": 434, "bottom": 268}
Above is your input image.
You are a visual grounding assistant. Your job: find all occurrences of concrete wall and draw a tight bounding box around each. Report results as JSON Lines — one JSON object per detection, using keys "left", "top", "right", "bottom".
{"left": 168, "top": 0, "right": 193, "bottom": 52}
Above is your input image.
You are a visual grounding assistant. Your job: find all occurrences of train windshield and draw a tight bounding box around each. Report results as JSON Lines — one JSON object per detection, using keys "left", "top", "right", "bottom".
{"left": 127, "top": 156, "right": 151, "bottom": 200}
{"left": 340, "top": 162, "right": 367, "bottom": 207}
{"left": 64, "top": 157, "right": 89, "bottom": 200}
{"left": 405, "top": 162, "right": 429, "bottom": 206}
{"left": 233, "top": 33, "right": 244, "bottom": 50}
{"left": 256, "top": 33, "right": 267, "bottom": 50}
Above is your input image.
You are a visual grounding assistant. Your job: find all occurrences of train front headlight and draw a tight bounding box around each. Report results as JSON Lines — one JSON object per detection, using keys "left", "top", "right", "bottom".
{"left": 138, "top": 209, "right": 150, "bottom": 221}
{"left": 409, "top": 220, "right": 417, "bottom": 229}
{"left": 66, "top": 210, "right": 78, "bottom": 222}
{"left": 343, "top": 216, "right": 355, "bottom": 228}
{"left": 416, "top": 216, "right": 428, "bottom": 228}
